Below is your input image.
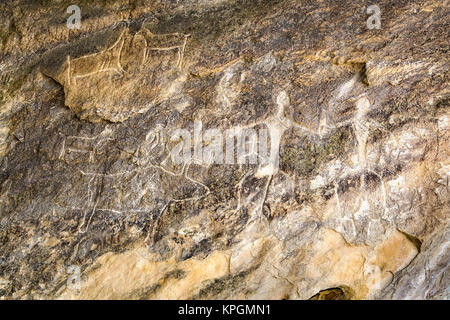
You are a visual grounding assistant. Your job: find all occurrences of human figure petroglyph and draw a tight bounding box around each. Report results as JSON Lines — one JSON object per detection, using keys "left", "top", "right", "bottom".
{"left": 283, "top": 69, "right": 395, "bottom": 240}
{"left": 323, "top": 95, "right": 392, "bottom": 240}
{"left": 170, "top": 88, "right": 323, "bottom": 173}
{"left": 62, "top": 58, "right": 392, "bottom": 241}
{"left": 219, "top": 71, "right": 392, "bottom": 236}
{"left": 221, "top": 89, "right": 319, "bottom": 222}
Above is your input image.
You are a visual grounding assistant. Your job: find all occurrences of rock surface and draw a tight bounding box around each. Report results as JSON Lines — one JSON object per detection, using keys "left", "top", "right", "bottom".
{"left": 0, "top": 0, "right": 448, "bottom": 299}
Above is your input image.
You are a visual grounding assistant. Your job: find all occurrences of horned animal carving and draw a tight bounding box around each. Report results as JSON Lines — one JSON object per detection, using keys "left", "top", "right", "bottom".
{"left": 66, "top": 30, "right": 126, "bottom": 86}
{"left": 47, "top": 26, "right": 191, "bottom": 122}
{"left": 64, "top": 27, "right": 190, "bottom": 86}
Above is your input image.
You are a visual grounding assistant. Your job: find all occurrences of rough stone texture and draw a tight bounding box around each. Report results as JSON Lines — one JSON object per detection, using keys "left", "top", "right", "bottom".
{"left": 0, "top": 0, "right": 448, "bottom": 300}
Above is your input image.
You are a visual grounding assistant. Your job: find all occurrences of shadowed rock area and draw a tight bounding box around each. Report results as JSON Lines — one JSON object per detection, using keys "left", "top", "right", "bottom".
{"left": 0, "top": 0, "right": 448, "bottom": 299}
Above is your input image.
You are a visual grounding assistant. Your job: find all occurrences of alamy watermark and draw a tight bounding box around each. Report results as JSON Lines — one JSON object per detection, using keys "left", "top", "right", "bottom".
{"left": 67, "top": 5, "right": 81, "bottom": 30}
{"left": 66, "top": 265, "right": 81, "bottom": 290}
{"left": 169, "top": 121, "right": 280, "bottom": 173}
{"left": 366, "top": 4, "right": 381, "bottom": 30}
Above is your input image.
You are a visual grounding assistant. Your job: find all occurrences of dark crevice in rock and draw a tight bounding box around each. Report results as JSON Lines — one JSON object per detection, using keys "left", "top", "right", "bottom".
{"left": 309, "top": 286, "right": 353, "bottom": 300}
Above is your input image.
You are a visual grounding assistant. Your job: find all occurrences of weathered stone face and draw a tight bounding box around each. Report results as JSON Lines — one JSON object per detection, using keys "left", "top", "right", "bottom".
{"left": 0, "top": 0, "right": 448, "bottom": 300}
{"left": 39, "top": 25, "right": 190, "bottom": 123}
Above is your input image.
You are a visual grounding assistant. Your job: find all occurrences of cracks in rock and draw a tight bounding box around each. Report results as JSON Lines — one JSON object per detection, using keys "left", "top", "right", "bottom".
{"left": 398, "top": 229, "right": 422, "bottom": 253}
{"left": 258, "top": 175, "right": 273, "bottom": 223}
{"left": 309, "top": 286, "right": 353, "bottom": 300}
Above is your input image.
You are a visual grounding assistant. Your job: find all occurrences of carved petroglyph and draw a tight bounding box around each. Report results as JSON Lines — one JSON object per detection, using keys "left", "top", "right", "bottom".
{"left": 292, "top": 66, "right": 401, "bottom": 242}
{"left": 58, "top": 127, "right": 210, "bottom": 240}
{"left": 223, "top": 88, "right": 321, "bottom": 222}
{"left": 48, "top": 27, "right": 191, "bottom": 122}
{"left": 58, "top": 57, "right": 391, "bottom": 248}
{"left": 318, "top": 94, "right": 392, "bottom": 241}
{"left": 69, "top": 164, "right": 210, "bottom": 245}
{"left": 350, "top": 97, "right": 390, "bottom": 229}
{"left": 64, "top": 28, "right": 189, "bottom": 86}
{"left": 66, "top": 30, "right": 126, "bottom": 86}
{"left": 58, "top": 128, "right": 114, "bottom": 163}
{"left": 136, "top": 28, "right": 190, "bottom": 69}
